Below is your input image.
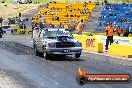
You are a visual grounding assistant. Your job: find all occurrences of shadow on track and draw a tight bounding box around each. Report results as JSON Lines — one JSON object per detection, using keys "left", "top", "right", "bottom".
{"left": 48, "top": 55, "right": 86, "bottom": 61}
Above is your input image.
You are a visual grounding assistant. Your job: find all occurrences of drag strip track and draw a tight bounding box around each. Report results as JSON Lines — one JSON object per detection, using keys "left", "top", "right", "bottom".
{"left": 0, "top": 41, "right": 34, "bottom": 55}
{"left": 0, "top": 41, "right": 132, "bottom": 88}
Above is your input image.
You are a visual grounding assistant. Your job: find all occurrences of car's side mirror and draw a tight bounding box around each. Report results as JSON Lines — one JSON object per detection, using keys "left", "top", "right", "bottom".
{"left": 71, "top": 34, "right": 74, "bottom": 38}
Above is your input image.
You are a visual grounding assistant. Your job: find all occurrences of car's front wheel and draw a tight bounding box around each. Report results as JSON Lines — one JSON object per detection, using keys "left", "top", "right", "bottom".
{"left": 43, "top": 52, "right": 50, "bottom": 60}
{"left": 75, "top": 54, "right": 81, "bottom": 58}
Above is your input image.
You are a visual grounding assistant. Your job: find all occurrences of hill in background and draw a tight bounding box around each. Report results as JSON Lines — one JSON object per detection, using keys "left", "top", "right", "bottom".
{"left": 0, "top": 4, "right": 39, "bottom": 19}
{"left": 0, "top": 0, "right": 132, "bottom": 4}
{"left": 1, "top": 0, "right": 132, "bottom": 4}
{"left": 0, "top": 0, "right": 131, "bottom": 19}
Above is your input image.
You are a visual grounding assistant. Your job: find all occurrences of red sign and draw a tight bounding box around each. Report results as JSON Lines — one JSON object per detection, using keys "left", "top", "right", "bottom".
{"left": 76, "top": 67, "right": 131, "bottom": 85}
{"left": 86, "top": 39, "right": 95, "bottom": 48}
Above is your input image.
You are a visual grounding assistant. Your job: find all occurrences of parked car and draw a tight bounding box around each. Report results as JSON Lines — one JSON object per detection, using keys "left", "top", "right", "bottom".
{"left": 2, "top": 26, "right": 11, "bottom": 33}
{"left": 33, "top": 28, "right": 82, "bottom": 59}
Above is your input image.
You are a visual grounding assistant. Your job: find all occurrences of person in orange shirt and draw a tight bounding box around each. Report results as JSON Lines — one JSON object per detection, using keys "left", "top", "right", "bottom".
{"left": 77, "top": 19, "right": 84, "bottom": 35}
{"left": 105, "top": 22, "right": 115, "bottom": 50}
{"left": 116, "top": 26, "right": 123, "bottom": 36}
{"left": 68, "top": 21, "right": 75, "bottom": 32}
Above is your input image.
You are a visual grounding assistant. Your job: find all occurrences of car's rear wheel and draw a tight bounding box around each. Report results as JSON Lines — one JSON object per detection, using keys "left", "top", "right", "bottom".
{"left": 75, "top": 54, "right": 81, "bottom": 58}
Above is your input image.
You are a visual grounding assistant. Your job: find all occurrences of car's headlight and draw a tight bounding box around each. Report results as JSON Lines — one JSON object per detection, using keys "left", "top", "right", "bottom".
{"left": 48, "top": 43, "right": 56, "bottom": 48}
{"left": 75, "top": 42, "right": 82, "bottom": 47}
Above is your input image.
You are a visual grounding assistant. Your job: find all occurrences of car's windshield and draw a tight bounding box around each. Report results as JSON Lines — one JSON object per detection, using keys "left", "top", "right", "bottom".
{"left": 2, "top": 26, "right": 11, "bottom": 29}
{"left": 43, "top": 30, "right": 73, "bottom": 38}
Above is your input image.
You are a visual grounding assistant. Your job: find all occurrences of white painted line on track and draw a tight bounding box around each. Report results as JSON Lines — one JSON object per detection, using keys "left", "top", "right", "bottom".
{"left": 83, "top": 50, "right": 132, "bottom": 61}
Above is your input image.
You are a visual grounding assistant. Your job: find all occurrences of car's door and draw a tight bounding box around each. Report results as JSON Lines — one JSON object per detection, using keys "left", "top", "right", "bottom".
{"left": 37, "top": 30, "right": 44, "bottom": 52}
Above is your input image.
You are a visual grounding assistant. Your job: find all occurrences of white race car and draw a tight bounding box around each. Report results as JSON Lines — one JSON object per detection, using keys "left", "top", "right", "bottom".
{"left": 33, "top": 28, "right": 82, "bottom": 59}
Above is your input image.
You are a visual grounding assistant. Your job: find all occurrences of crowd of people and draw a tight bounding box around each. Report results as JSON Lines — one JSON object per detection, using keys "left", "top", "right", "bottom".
{"left": 32, "top": 1, "right": 96, "bottom": 34}
{"left": 31, "top": 19, "right": 81, "bottom": 32}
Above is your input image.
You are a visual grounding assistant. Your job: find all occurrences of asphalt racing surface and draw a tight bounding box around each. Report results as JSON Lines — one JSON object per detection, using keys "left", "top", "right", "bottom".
{"left": 0, "top": 34, "right": 132, "bottom": 88}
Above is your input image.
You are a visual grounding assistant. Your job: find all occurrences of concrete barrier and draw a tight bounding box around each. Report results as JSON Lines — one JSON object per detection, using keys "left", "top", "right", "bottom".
{"left": 73, "top": 34, "right": 103, "bottom": 53}
{"left": 129, "top": 37, "right": 132, "bottom": 44}
{"left": 108, "top": 44, "right": 132, "bottom": 58}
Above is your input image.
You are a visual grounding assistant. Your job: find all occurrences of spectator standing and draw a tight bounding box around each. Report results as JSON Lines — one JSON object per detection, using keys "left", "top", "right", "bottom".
{"left": 69, "top": 21, "right": 75, "bottom": 32}
{"left": 31, "top": 22, "right": 35, "bottom": 38}
{"left": 104, "top": 0, "right": 108, "bottom": 5}
{"left": 105, "top": 23, "right": 114, "bottom": 50}
{"left": 0, "top": 27, "right": 3, "bottom": 38}
{"left": 18, "top": 12, "right": 21, "bottom": 23}
{"left": 123, "top": 29, "right": 129, "bottom": 37}
{"left": 32, "top": 22, "right": 35, "bottom": 30}
{"left": 0, "top": 17, "right": 3, "bottom": 27}
{"left": 116, "top": 26, "right": 123, "bottom": 36}
{"left": 59, "top": 22, "right": 64, "bottom": 28}
{"left": 56, "top": 16, "right": 59, "bottom": 21}
{"left": 49, "top": 23, "right": 54, "bottom": 28}
{"left": 23, "top": 24, "right": 26, "bottom": 30}
{"left": 39, "top": 22, "right": 44, "bottom": 29}
{"left": 54, "top": 25, "right": 59, "bottom": 28}
{"left": 43, "top": 23, "right": 47, "bottom": 28}
{"left": 33, "top": 27, "right": 39, "bottom": 39}
{"left": 77, "top": 19, "right": 84, "bottom": 35}
{"left": 46, "top": 3, "right": 49, "bottom": 8}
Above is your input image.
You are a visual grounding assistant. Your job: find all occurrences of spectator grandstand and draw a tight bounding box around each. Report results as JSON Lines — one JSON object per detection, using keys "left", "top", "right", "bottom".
{"left": 95, "top": 3, "right": 132, "bottom": 32}
{"left": 32, "top": 1, "right": 96, "bottom": 31}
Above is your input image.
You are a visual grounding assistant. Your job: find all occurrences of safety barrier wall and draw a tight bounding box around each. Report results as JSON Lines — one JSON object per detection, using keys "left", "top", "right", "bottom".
{"left": 129, "top": 37, "right": 132, "bottom": 44}
{"left": 73, "top": 34, "right": 103, "bottom": 53}
{"left": 12, "top": 26, "right": 32, "bottom": 35}
{"left": 108, "top": 44, "right": 132, "bottom": 58}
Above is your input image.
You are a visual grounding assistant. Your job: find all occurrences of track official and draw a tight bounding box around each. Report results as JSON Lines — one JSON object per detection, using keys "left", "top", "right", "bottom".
{"left": 116, "top": 26, "right": 123, "bottom": 36}
{"left": 0, "top": 27, "right": 3, "bottom": 38}
{"left": 77, "top": 19, "right": 84, "bottom": 35}
{"left": 105, "top": 23, "right": 114, "bottom": 50}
